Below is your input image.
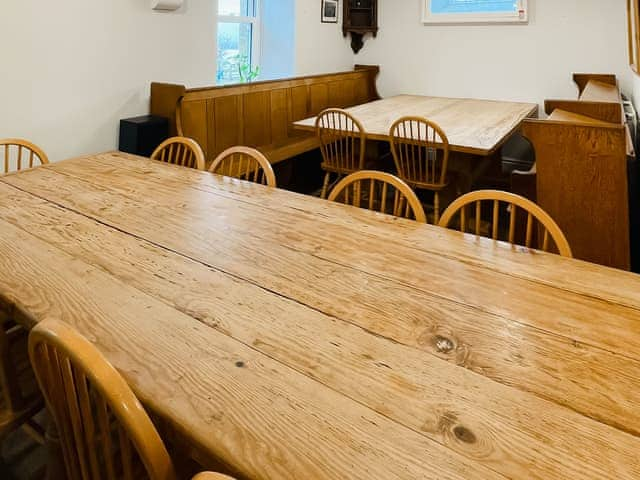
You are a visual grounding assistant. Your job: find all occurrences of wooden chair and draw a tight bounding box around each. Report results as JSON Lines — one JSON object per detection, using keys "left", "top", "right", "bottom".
{"left": 209, "top": 146, "right": 276, "bottom": 187}
{"left": 438, "top": 190, "right": 573, "bottom": 257}
{"left": 328, "top": 170, "right": 427, "bottom": 223}
{"left": 1, "top": 138, "right": 49, "bottom": 174}
{"left": 151, "top": 137, "right": 205, "bottom": 171}
{"left": 0, "top": 310, "right": 44, "bottom": 445}
{"left": 29, "top": 320, "right": 234, "bottom": 480}
{"left": 389, "top": 117, "right": 451, "bottom": 223}
{"left": 315, "top": 109, "right": 366, "bottom": 199}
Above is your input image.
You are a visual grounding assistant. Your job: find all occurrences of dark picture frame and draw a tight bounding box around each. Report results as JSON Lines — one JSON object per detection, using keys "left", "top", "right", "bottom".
{"left": 321, "top": 0, "right": 339, "bottom": 23}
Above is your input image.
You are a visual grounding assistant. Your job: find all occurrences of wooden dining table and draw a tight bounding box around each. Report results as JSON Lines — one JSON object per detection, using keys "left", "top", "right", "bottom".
{"left": 1, "top": 152, "right": 640, "bottom": 479}
{"left": 293, "top": 94, "right": 539, "bottom": 156}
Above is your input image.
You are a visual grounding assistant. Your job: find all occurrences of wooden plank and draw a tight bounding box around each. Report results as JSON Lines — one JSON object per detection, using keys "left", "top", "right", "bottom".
{"left": 269, "top": 89, "right": 289, "bottom": 144}
{"left": 547, "top": 109, "right": 614, "bottom": 125}
{"left": 547, "top": 109, "right": 634, "bottom": 156}
{"left": 294, "top": 95, "right": 538, "bottom": 156}
{"left": 579, "top": 80, "right": 621, "bottom": 103}
{"left": 242, "top": 91, "right": 271, "bottom": 147}
{"left": 543, "top": 100, "right": 623, "bottom": 123}
{"left": 2, "top": 183, "right": 640, "bottom": 479}
{"left": 6, "top": 158, "right": 640, "bottom": 438}
{"left": 180, "top": 99, "right": 209, "bottom": 158}
{"left": 213, "top": 96, "right": 242, "bottom": 153}
{"left": 522, "top": 120, "right": 630, "bottom": 270}
{"left": 39, "top": 153, "right": 640, "bottom": 310}
{"left": 0, "top": 216, "right": 507, "bottom": 480}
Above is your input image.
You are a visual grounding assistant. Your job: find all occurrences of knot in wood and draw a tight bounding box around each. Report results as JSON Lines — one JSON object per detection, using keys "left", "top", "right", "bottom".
{"left": 453, "top": 425, "right": 477, "bottom": 444}
{"left": 433, "top": 335, "right": 455, "bottom": 354}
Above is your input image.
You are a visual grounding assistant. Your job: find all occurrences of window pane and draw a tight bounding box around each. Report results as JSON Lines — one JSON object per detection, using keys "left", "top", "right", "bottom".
{"left": 431, "top": 0, "right": 518, "bottom": 14}
{"left": 218, "top": 0, "right": 255, "bottom": 17}
{"left": 216, "top": 22, "right": 253, "bottom": 84}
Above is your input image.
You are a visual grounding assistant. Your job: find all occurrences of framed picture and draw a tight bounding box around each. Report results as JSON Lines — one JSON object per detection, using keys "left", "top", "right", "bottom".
{"left": 628, "top": 0, "right": 640, "bottom": 71}
{"left": 322, "top": 0, "right": 339, "bottom": 23}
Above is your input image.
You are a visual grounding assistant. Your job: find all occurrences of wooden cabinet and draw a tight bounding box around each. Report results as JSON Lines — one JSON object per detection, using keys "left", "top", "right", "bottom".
{"left": 342, "top": 0, "right": 378, "bottom": 53}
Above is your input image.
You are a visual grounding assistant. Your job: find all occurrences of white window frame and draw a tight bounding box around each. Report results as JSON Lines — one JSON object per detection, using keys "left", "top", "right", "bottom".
{"left": 217, "top": 0, "right": 261, "bottom": 69}
{"left": 422, "top": 0, "right": 528, "bottom": 25}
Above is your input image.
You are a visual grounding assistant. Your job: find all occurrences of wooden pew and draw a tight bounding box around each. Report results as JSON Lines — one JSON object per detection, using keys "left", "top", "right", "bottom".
{"left": 519, "top": 73, "right": 632, "bottom": 270}
{"left": 150, "top": 65, "right": 380, "bottom": 168}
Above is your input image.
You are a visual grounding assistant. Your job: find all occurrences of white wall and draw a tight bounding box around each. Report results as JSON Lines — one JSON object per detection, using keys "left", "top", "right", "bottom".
{"left": 356, "top": 0, "right": 631, "bottom": 105}
{"left": 0, "top": 0, "right": 351, "bottom": 162}
{"left": 1, "top": 0, "right": 217, "bottom": 163}
{"left": 294, "top": 1, "right": 353, "bottom": 75}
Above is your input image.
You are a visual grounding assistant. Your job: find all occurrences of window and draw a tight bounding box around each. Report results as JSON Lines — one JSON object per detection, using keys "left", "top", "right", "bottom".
{"left": 217, "top": 0, "right": 260, "bottom": 84}
{"left": 423, "top": 0, "right": 528, "bottom": 24}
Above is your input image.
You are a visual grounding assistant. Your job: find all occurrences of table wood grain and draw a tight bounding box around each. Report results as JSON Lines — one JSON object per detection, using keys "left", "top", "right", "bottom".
{"left": 1, "top": 152, "right": 640, "bottom": 479}
{"left": 293, "top": 95, "right": 539, "bottom": 156}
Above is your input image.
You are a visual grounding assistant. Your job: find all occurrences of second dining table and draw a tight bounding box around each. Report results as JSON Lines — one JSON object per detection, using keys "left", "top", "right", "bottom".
{"left": 1, "top": 152, "right": 640, "bottom": 479}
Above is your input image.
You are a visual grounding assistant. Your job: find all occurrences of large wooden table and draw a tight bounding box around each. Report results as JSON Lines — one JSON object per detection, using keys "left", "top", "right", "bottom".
{"left": 294, "top": 94, "right": 539, "bottom": 156}
{"left": 1, "top": 152, "right": 640, "bottom": 479}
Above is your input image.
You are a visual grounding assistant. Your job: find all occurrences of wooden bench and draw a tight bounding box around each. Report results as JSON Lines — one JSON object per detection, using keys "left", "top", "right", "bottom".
{"left": 518, "top": 73, "right": 632, "bottom": 270}
{"left": 150, "top": 65, "right": 380, "bottom": 168}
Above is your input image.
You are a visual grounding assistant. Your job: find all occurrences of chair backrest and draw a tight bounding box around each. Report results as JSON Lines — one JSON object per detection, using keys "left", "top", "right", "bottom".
{"left": 29, "top": 320, "right": 177, "bottom": 480}
{"left": 438, "top": 190, "right": 573, "bottom": 257}
{"left": 151, "top": 136, "right": 205, "bottom": 171}
{"left": 1, "top": 138, "right": 49, "bottom": 174}
{"left": 209, "top": 146, "right": 276, "bottom": 187}
{"left": 315, "top": 109, "right": 366, "bottom": 174}
{"left": 389, "top": 117, "right": 449, "bottom": 188}
{"left": 328, "top": 170, "right": 427, "bottom": 223}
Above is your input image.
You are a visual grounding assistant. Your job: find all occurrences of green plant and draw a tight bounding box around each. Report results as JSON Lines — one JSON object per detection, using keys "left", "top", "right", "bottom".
{"left": 234, "top": 54, "right": 260, "bottom": 83}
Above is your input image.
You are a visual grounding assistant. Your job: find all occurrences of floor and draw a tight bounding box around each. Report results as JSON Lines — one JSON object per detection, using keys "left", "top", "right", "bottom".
{"left": 1, "top": 424, "right": 46, "bottom": 480}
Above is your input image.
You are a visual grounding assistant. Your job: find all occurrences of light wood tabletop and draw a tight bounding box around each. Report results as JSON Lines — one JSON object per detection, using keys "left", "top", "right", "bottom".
{"left": 1, "top": 152, "right": 640, "bottom": 479}
{"left": 293, "top": 95, "right": 538, "bottom": 156}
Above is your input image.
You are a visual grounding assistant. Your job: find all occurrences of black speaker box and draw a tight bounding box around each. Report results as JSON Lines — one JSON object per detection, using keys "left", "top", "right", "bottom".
{"left": 119, "top": 115, "right": 169, "bottom": 157}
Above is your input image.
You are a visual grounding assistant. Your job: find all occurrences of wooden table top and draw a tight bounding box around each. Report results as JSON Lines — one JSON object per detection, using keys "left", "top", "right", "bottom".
{"left": 293, "top": 95, "right": 539, "bottom": 156}
{"left": 2, "top": 152, "right": 640, "bottom": 479}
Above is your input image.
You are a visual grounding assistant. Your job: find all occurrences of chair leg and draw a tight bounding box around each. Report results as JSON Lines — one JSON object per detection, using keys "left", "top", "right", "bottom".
{"left": 320, "top": 172, "right": 331, "bottom": 199}
{"left": 22, "top": 418, "right": 46, "bottom": 445}
{"left": 434, "top": 192, "right": 440, "bottom": 224}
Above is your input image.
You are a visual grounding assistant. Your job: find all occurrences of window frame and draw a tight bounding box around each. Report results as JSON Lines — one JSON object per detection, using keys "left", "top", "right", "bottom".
{"left": 422, "top": 0, "right": 528, "bottom": 25}
{"left": 217, "top": 0, "right": 262, "bottom": 82}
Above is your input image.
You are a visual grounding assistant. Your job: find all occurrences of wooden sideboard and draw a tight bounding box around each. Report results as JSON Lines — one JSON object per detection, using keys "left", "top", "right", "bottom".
{"left": 150, "top": 65, "right": 380, "bottom": 167}
{"left": 521, "top": 73, "right": 632, "bottom": 270}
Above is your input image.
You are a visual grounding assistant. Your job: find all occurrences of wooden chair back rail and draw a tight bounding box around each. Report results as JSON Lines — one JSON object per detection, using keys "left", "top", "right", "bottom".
{"left": 29, "top": 320, "right": 177, "bottom": 480}
{"left": 328, "top": 170, "right": 427, "bottom": 223}
{"left": 209, "top": 146, "right": 277, "bottom": 187}
{"left": 316, "top": 109, "right": 366, "bottom": 173}
{"left": 150, "top": 65, "right": 380, "bottom": 165}
{"left": 151, "top": 137, "right": 206, "bottom": 171}
{"left": 389, "top": 117, "right": 450, "bottom": 187}
{"left": 438, "top": 190, "right": 572, "bottom": 257}
{"left": 1, "top": 139, "right": 49, "bottom": 174}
